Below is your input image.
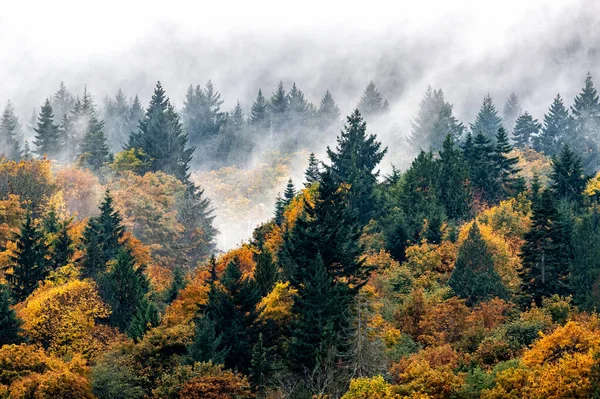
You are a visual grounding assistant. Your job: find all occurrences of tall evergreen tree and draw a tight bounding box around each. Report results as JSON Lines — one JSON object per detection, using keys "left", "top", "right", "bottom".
{"left": 33, "top": 99, "right": 61, "bottom": 158}
{"left": 0, "top": 101, "right": 22, "bottom": 160}
{"left": 463, "top": 132, "right": 499, "bottom": 202}
{"left": 127, "top": 95, "right": 144, "bottom": 138}
{"left": 409, "top": 87, "right": 464, "bottom": 151}
{"left": 534, "top": 94, "right": 572, "bottom": 157}
{"left": 549, "top": 144, "right": 586, "bottom": 203}
{"left": 188, "top": 315, "right": 227, "bottom": 364}
{"left": 50, "top": 81, "right": 75, "bottom": 123}
{"left": 357, "top": 81, "right": 389, "bottom": 119}
{"left": 283, "top": 179, "right": 296, "bottom": 205}
{"left": 470, "top": 94, "right": 503, "bottom": 141}
{"left": 317, "top": 90, "right": 341, "bottom": 131}
{"left": 254, "top": 249, "right": 277, "bottom": 297}
{"left": 0, "top": 284, "right": 21, "bottom": 345}
{"left": 128, "top": 296, "right": 160, "bottom": 341}
{"left": 494, "top": 127, "right": 520, "bottom": 199}
{"left": 103, "top": 89, "right": 131, "bottom": 151}
{"left": 166, "top": 266, "right": 187, "bottom": 304}
{"left": 80, "top": 111, "right": 110, "bottom": 171}
{"left": 50, "top": 220, "right": 74, "bottom": 270}
{"left": 570, "top": 207, "right": 600, "bottom": 311}
{"left": 448, "top": 223, "right": 507, "bottom": 305}
{"left": 287, "top": 82, "right": 309, "bottom": 128}
{"left": 570, "top": 73, "right": 600, "bottom": 173}
{"left": 3, "top": 213, "right": 48, "bottom": 301}
{"left": 438, "top": 135, "right": 471, "bottom": 220}
{"left": 269, "top": 81, "right": 289, "bottom": 134}
{"left": 304, "top": 152, "right": 320, "bottom": 187}
{"left": 512, "top": 112, "right": 541, "bottom": 149}
{"left": 128, "top": 82, "right": 194, "bottom": 181}
{"left": 502, "top": 92, "right": 522, "bottom": 135}
{"left": 249, "top": 89, "right": 269, "bottom": 131}
{"left": 326, "top": 109, "right": 387, "bottom": 225}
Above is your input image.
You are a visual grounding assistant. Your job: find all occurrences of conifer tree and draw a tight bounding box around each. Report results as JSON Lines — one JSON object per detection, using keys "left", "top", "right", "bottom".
{"left": 549, "top": 144, "right": 586, "bottom": 203}
{"left": 188, "top": 315, "right": 227, "bottom": 364}
{"left": 250, "top": 333, "right": 276, "bottom": 392}
{"left": 287, "top": 82, "right": 309, "bottom": 128}
{"left": 128, "top": 82, "right": 194, "bottom": 182}
{"left": 103, "top": 248, "right": 150, "bottom": 332}
{"left": 97, "top": 189, "right": 125, "bottom": 259}
{"left": 103, "top": 89, "right": 131, "bottom": 151}
{"left": 464, "top": 132, "right": 499, "bottom": 202}
{"left": 448, "top": 223, "right": 507, "bottom": 305}
{"left": 80, "top": 111, "right": 111, "bottom": 171}
{"left": 283, "top": 179, "right": 296, "bottom": 205}
{"left": 503, "top": 92, "right": 522, "bottom": 134}
{"left": 357, "top": 81, "right": 389, "bottom": 119}
{"left": 304, "top": 152, "right": 320, "bottom": 187}
{"left": 128, "top": 296, "right": 160, "bottom": 341}
{"left": 127, "top": 95, "right": 144, "bottom": 136}
{"left": 0, "top": 101, "right": 23, "bottom": 160}
{"left": 0, "top": 284, "right": 21, "bottom": 345}
{"left": 33, "top": 99, "right": 61, "bottom": 158}
{"left": 409, "top": 87, "right": 464, "bottom": 151}
{"left": 512, "top": 112, "right": 541, "bottom": 149}
{"left": 569, "top": 207, "right": 600, "bottom": 311}
{"left": 254, "top": 249, "right": 277, "bottom": 297}
{"left": 50, "top": 81, "right": 75, "bottom": 123}
{"left": 470, "top": 94, "right": 503, "bottom": 141}
{"left": 4, "top": 213, "right": 48, "bottom": 301}
{"left": 166, "top": 266, "right": 187, "bottom": 304}
{"left": 438, "top": 135, "right": 471, "bottom": 220}
{"left": 274, "top": 194, "right": 285, "bottom": 226}
{"left": 534, "top": 94, "right": 571, "bottom": 157}
{"left": 50, "top": 220, "right": 74, "bottom": 270}
{"left": 269, "top": 81, "right": 289, "bottom": 133}
{"left": 81, "top": 220, "right": 106, "bottom": 279}
{"left": 317, "top": 90, "right": 341, "bottom": 131}
{"left": 494, "top": 127, "right": 520, "bottom": 199}
{"left": 250, "top": 89, "right": 269, "bottom": 131}
{"left": 326, "top": 109, "right": 387, "bottom": 225}
{"left": 570, "top": 73, "right": 600, "bottom": 172}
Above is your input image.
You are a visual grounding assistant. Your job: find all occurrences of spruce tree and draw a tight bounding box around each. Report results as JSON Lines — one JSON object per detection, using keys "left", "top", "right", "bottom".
{"left": 97, "top": 189, "right": 125, "bottom": 260}
{"left": 250, "top": 333, "right": 275, "bottom": 392}
{"left": 4, "top": 213, "right": 48, "bottom": 301}
{"left": 494, "top": 127, "right": 520, "bottom": 200}
{"left": 188, "top": 315, "right": 227, "bottom": 364}
{"left": 550, "top": 145, "right": 586, "bottom": 204}
{"left": 317, "top": 90, "right": 341, "bottom": 131}
{"left": 128, "top": 296, "right": 160, "bottom": 341}
{"left": 274, "top": 194, "right": 285, "bottom": 226}
{"left": 81, "top": 220, "right": 106, "bottom": 279}
{"left": 570, "top": 73, "right": 600, "bottom": 173}
{"left": 128, "top": 82, "right": 194, "bottom": 182}
{"left": 438, "top": 135, "right": 471, "bottom": 220}
{"left": 0, "top": 284, "right": 21, "bottom": 345}
{"left": 448, "top": 223, "right": 507, "bottom": 306}
{"left": 50, "top": 81, "right": 75, "bottom": 123}
{"left": 357, "top": 81, "right": 389, "bottom": 119}
{"left": 269, "top": 81, "right": 289, "bottom": 133}
{"left": 304, "top": 152, "right": 320, "bottom": 187}
{"left": 127, "top": 95, "right": 144, "bottom": 137}
{"left": 103, "top": 89, "right": 131, "bottom": 151}
{"left": 0, "top": 101, "right": 22, "bottom": 160}
{"left": 327, "top": 109, "right": 387, "bottom": 225}
{"left": 569, "top": 207, "right": 600, "bottom": 311}
{"left": 249, "top": 89, "right": 269, "bottom": 131}
{"left": 534, "top": 94, "right": 571, "bottom": 157}
{"left": 464, "top": 132, "right": 499, "bottom": 203}
{"left": 512, "top": 112, "right": 541, "bottom": 149}
{"left": 50, "top": 220, "right": 74, "bottom": 269}
{"left": 409, "top": 87, "right": 464, "bottom": 151}
{"left": 502, "top": 92, "right": 522, "bottom": 135}
{"left": 166, "top": 266, "right": 187, "bottom": 304}
{"left": 287, "top": 82, "right": 309, "bottom": 128}
{"left": 80, "top": 112, "right": 111, "bottom": 171}
{"left": 283, "top": 179, "right": 296, "bottom": 205}
{"left": 254, "top": 249, "right": 277, "bottom": 297}
{"left": 33, "top": 99, "right": 61, "bottom": 158}
{"left": 470, "top": 94, "right": 503, "bottom": 141}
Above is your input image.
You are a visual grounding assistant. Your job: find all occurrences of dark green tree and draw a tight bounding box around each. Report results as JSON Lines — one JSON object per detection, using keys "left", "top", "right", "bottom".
{"left": 470, "top": 94, "right": 503, "bottom": 141}
{"left": 357, "top": 81, "right": 389, "bottom": 119}
{"left": 250, "top": 333, "right": 276, "bottom": 393}
{"left": 550, "top": 145, "right": 586, "bottom": 204}
{"left": 249, "top": 89, "right": 269, "bottom": 132}
{"left": 0, "top": 284, "right": 21, "bottom": 345}
{"left": 128, "top": 296, "right": 160, "bottom": 341}
{"left": 269, "top": 81, "right": 289, "bottom": 134}
{"left": 50, "top": 81, "right": 75, "bottom": 123}
{"left": 317, "top": 90, "right": 341, "bottom": 131}
{"left": 326, "top": 109, "right": 387, "bottom": 225}
{"left": 283, "top": 178, "right": 296, "bottom": 205}
{"left": 570, "top": 73, "right": 600, "bottom": 173}
{"left": 464, "top": 132, "right": 499, "bottom": 202}
{"left": 512, "top": 112, "right": 541, "bottom": 149}
{"left": 188, "top": 315, "right": 227, "bottom": 364}
{"left": 33, "top": 99, "right": 61, "bottom": 158}
{"left": 80, "top": 111, "right": 111, "bottom": 171}
{"left": 502, "top": 92, "right": 522, "bottom": 135}
{"left": 274, "top": 194, "right": 285, "bottom": 226}
{"left": 448, "top": 223, "right": 507, "bottom": 306}
{"left": 97, "top": 189, "right": 125, "bottom": 260}
{"left": 254, "top": 249, "right": 277, "bottom": 297}
{"left": 438, "top": 135, "right": 471, "bottom": 220}
{"left": 50, "top": 220, "right": 74, "bottom": 269}
{"left": 166, "top": 266, "right": 187, "bottom": 304}
{"left": 494, "top": 127, "right": 521, "bottom": 199}
{"left": 304, "top": 152, "right": 320, "bottom": 187}
{"left": 0, "top": 101, "right": 23, "bottom": 160}
{"left": 569, "top": 206, "right": 600, "bottom": 311}
{"left": 534, "top": 94, "right": 571, "bottom": 157}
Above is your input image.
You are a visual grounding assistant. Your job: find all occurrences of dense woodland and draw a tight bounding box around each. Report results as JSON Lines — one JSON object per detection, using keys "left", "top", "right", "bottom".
{"left": 2, "top": 73, "right": 600, "bottom": 398}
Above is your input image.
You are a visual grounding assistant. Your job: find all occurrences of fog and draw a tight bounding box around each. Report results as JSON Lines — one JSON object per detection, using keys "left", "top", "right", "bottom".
{"left": 2, "top": 0, "right": 599, "bottom": 249}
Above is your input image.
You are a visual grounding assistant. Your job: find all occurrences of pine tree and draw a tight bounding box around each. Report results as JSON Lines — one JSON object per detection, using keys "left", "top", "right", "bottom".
{"left": 550, "top": 144, "right": 586, "bottom": 203}
{"left": 127, "top": 95, "right": 144, "bottom": 138}
{"left": 287, "top": 82, "right": 309, "bottom": 128}
{"left": 254, "top": 249, "right": 277, "bottom": 297}
{"left": 569, "top": 207, "right": 600, "bottom": 311}
{"left": 80, "top": 111, "right": 110, "bottom": 171}
{"left": 81, "top": 219, "right": 106, "bottom": 279}
{"left": 188, "top": 315, "right": 227, "bottom": 364}
{"left": 50, "top": 81, "right": 75, "bottom": 123}
{"left": 269, "top": 81, "right": 288, "bottom": 133}
{"left": 448, "top": 223, "right": 507, "bottom": 305}
{"left": 128, "top": 296, "right": 160, "bottom": 341}
{"left": 503, "top": 92, "right": 522, "bottom": 135}
{"left": 128, "top": 82, "right": 194, "bottom": 182}
{"left": 570, "top": 73, "right": 600, "bottom": 173}
{"left": 470, "top": 94, "right": 503, "bottom": 141}
{"left": 464, "top": 132, "right": 499, "bottom": 203}
{"left": 250, "top": 89, "right": 269, "bottom": 131}
{"left": 438, "top": 135, "right": 471, "bottom": 220}
{"left": 50, "top": 220, "right": 74, "bottom": 269}
{"left": 103, "top": 248, "right": 150, "bottom": 332}
{"left": 103, "top": 89, "right": 131, "bottom": 151}
{"left": 283, "top": 179, "right": 296, "bottom": 205}
{"left": 494, "top": 127, "right": 520, "bottom": 199}
{"left": 0, "top": 284, "right": 21, "bottom": 345}
{"left": 33, "top": 99, "right": 61, "bottom": 158}
{"left": 0, "top": 101, "right": 23, "bottom": 160}
{"left": 357, "top": 81, "right": 389, "bottom": 119}
{"left": 326, "top": 109, "right": 387, "bottom": 225}
{"left": 409, "top": 87, "right": 464, "bottom": 151}
{"left": 520, "top": 190, "right": 572, "bottom": 305}
{"left": 274, "top": 194, "right": 285, "bottom": 226}
{"left": 97, "top": 189, "right": 125, "bottom": 260}
{"left": 166, "top": 266, "right": 187, "bottom": 303}
{"left": 317, "top": 90, "right": 341, "bottom": 131}
{"left": 512, "top": 112, "right": 541, "bottom": 149}
{"left": 250, "top": 333, "right": 275, "bottom": 392}
{"left": 4, "top": 213, "right": 49, "bottom": 301}
{"left": 304, "top": 152, "right": 320, "bottom": 187}
{"left": 534, "top": 94, "right": 572, "bottom": 157}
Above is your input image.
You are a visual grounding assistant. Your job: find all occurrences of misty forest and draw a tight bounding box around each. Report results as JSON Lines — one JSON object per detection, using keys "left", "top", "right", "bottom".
{"left": 4, "top": 6, "right": 600, "bottom": 397}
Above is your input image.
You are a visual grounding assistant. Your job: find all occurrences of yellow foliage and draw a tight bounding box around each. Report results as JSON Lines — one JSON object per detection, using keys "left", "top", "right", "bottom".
{"left": 341, "top": 376, "right": 399, "bottom": 399}
{"left": 258, "top": 281, "right": 297, "bottom": 323}
{"left": 585, "top": 171, "right": 600, "bottom": 200}
{"left": 512, "top": 147, "right": 552, "bottom": 187}
{"left": 218, "top": 244, "right": 256, "bottom": 277}
{"left": 162, "top": 270, "right": 210, "bottom": 326}
{"left": 54, "top": 165, "right": 102, "bottom": 220}
{"left": 0, "top": 194, "right": 24, "bottom": 249}
{"left": 393, "top": 357, "right": 464, "bottom": 398}
{"left": 16, "top": 279, "right": 120, "bottom": 360}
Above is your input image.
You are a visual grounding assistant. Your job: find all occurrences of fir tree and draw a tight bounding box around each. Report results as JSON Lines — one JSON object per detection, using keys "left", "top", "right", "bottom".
{"left": 128, "top": 82, "right": 194, "bottom": 182}
{"left": 570, "top": 73, "right": 600, "bottom": 173}
{"left": 269, "top": 81, "right": 289, "bottom": 133}
{"left": 304, "top": 152, "right": 320, "bottom": 187}
{"left": 250, "top": 333, "right": 276, "bottom": 392}
{"left": 357, "top": 81, "right": 389, "bottom": 119}
{"left": 569, "top": 207, "right": 600, "bottom": 311}
{"left": 327, "top": 109, "right": 387, "bottom": 225}
{"left": 287, "top": 82, "right": 309, "bottom": 128}
{"left": 274, "top": 194, "right": 285, "bottom": 226}
{"left": 166, "top": 266, "right": 187, "bottom": 304}
{"left": 0, "top": 101, "right": 23, "bottom": 160}
{"left": 128, "top": 296, "right": 160, "bottom": 341}
{"left": 549, "top": 144, "right": 586, "bottom": 204}
{"left": 317, "top": 90, "right": 341, "bottom": 131}
{"left": 470, "top": 94, "right": 503, "bottom": 141}
{"left": 464, "top": 132, "right": 498, "bottom": 203}
{"left": 188, "top": 315, "right": 227, "bottom": 364}
{"left": 80, "top": 112, "right": 110, "bottom": 171}
{"left": 448, "top": 223, "right": 507, "bottom": 305}
{"left": 103, "top": 89, "right": 131, "bottom": 151}
{"left": 0, "top": 284, "right": 21, "bottom": 345}
{"left": 409, "top": 87, "right": 464, "bottom": 151}
{"left": 103, "top": 248, "right": 150, "bottom": 332}
{"left": 50, "top": 81, "right": 75, "bottom": 122}
{"left": 127, "top": 95, "right": 144, "bottom": 137}
{"left": 512, "top": 112, "right": 541, "bottom": 149}
{"left": 502, "top": 92, "right": 522, "bottom": 134}
{"left": 254, "top": 249, "right": 277, "bottom": 297}
{"left": 4, "top": 213, "right": 48, "bottom": 301}
{"left": 250, "top": 89, "right": 269, "bottom": 130}
{"left": 494, "top": 127, "right": 521, "bottom": 199}
{"left": 97, "top": 189, "right": 125, "bottom": 260}
{"left": 81, "top": 219, "right": 106, "bottom": 279}
{"left": 50, "top": 220, "right": 74, "bottom": 269}
{"left": 33, "top": 99, "right": 61, "bottom": 158}
{"left": 438, "top": 135, "right": 471, "bottom": 220}
{"left": 283, "top": 179, "right": 296, "bottom": 205}
{"left": 534, "top": 94, "right": 571, "bottom": 157}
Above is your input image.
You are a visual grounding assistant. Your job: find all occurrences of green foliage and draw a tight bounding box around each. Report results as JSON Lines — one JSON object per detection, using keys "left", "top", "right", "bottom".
{"left": 128, "top": 296, "right": 160, "bottom": 341}
{"left": 0, "top": 101, "right": 23, "bottom": 160}
{"left": 534, "top": 93, "right": 572, "bottom": 157}
{"left": 166, "top": 267, "right": 187, "bottom": 304}
{"left": 304, "top": 152, "right": 321, "bottom": 186}
{"left": 188, "top": 316, "right": 227, "bottom": 365}
{"left": 471, "top": 94, "right": 503, "bottom": 141}
{"left": 570, "top": 206, "right": 600, "bottom": 310}
{"left": 550, "top": 144, "right": 586, "bottom": 203}
{"left": 0, "top": 284, "right": 21, "bottom": 345}
{"left": 513, "top": 112, "right": 541, "bottom": 149}
{"left": 357, "top": 81, "right": 389, "bottom": 119}
{"left": 438, "top": 135, "right": 471, "bottom": 220}
{"left": 254, "top": 249, "right": 277, "bottom": 297}
{"left": 33, "top": 99, "right": 61, "bottom": 158}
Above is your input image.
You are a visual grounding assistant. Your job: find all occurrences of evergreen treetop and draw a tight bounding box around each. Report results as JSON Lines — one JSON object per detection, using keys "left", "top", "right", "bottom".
{"left": 470, "top": 94, "right": 503, "bottom": 141}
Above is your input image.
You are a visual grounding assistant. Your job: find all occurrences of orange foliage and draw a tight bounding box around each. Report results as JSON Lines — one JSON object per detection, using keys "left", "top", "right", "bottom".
{"left": 54, "top": 165, "right": 102, "bottom": 220}
{"left": 217, "top": 244, "right": 256, "bottom": 277}
{"left": 179, "top": 371, "right": 254, "bottom": 399}
{"left": 418, "top": 297, "right": 470, "bottom": 346}
{"left": 162, "top": 270, "right": 210, "bottom": 326}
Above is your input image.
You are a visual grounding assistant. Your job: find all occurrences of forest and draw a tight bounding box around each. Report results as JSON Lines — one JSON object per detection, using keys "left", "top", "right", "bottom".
{"left": 1, "top": 72, "right": 600, "bottom": 399}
